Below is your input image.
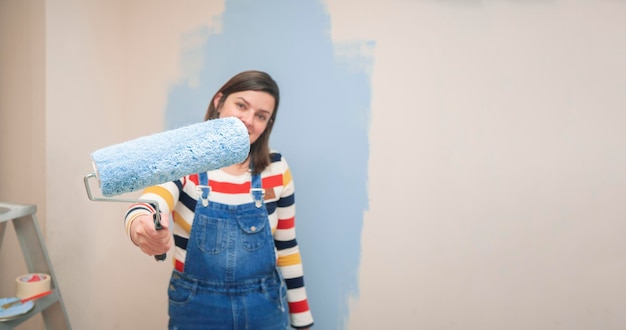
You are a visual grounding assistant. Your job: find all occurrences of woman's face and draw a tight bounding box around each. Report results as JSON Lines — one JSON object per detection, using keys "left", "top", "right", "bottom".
{"left": 215, "top": 90, "right": 275, "bottom": 144}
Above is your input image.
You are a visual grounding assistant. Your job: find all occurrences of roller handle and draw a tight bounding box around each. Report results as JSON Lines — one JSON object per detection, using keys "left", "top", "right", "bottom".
{"left": 83, "top": 173, "right": 167, "bottom": 262}
{"left": 153, "top": 211, "right": 166, "bottom": 262}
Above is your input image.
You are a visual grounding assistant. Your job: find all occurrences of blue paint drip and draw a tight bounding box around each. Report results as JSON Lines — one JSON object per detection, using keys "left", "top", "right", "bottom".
{"left": 166, "top": 1, "right": 374, "bottom": 329}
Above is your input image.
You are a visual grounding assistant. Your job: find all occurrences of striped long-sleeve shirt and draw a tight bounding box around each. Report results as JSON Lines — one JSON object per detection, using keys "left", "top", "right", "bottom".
{"left": 124, "top": 152, "right": 314, "bottom": 328}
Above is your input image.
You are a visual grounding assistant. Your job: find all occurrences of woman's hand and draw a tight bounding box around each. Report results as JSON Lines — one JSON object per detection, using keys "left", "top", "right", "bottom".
{"left": 130, "top": 213, "right": 172, "bottom": 257}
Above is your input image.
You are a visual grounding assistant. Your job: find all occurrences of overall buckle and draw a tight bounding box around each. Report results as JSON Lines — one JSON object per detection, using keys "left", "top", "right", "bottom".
{"left": 197, "top": 185, "right": 211, "bottom": 206}
{"left": 249, "top": 188, "right": 265, "bottom": 208}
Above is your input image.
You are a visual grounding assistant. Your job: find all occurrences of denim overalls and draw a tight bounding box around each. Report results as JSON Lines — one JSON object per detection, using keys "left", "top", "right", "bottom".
{"left": 168, "top": 170, "right": 289, "bottom": 330}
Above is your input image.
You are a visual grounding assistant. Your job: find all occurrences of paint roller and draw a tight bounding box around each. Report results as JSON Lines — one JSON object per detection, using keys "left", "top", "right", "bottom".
{"left": 83, "top": 117, "right": 250, "bottom": 261}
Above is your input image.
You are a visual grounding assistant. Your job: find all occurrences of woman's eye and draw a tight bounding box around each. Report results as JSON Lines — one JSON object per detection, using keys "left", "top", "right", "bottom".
{"left": 256, "top": 114, "right": 268, "bottom": 122}
{"left": 236, "top": 102, "right": 245, "bottom": 109}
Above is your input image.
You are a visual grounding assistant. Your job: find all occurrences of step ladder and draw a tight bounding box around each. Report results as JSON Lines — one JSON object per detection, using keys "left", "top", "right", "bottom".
{"left": 0, "top": 202, "right": 71, "bottom": 329}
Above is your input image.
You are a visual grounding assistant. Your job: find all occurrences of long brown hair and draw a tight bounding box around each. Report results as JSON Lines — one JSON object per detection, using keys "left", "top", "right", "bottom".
{"left": 204, "top": 70, "right": 280, "bottom": 174}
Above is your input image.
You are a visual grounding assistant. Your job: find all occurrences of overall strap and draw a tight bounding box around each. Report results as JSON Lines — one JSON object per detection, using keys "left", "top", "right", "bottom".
{"left": 249, "top": 162, "right": 264, "bottom": 208}
{"left": 250, "top": 171, "right": 264, "bottom": 208}
{"left": 197, "top": 172, "right": 210, "bottom": 207}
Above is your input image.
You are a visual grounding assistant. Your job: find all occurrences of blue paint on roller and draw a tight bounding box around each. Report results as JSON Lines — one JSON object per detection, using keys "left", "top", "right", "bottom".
{"left": 91, "top": 117, "right": 250, "bottom": 197}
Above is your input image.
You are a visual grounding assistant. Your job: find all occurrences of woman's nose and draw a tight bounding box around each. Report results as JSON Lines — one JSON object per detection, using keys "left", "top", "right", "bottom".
{"left": 238, "top": 110, "right": 254, "bottom": 126}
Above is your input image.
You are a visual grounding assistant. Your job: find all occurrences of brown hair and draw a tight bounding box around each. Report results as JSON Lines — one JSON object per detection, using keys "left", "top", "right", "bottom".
{"left": 204, "top": 70, "right": 280, "bottom": 174}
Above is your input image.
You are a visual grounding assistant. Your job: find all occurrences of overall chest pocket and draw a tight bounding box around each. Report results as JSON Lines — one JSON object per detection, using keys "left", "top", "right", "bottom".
{"left": 237, "top": 215, "right": 270, "bottom": 251}
{"left": 194, "top": 214, "right": 227, "bottom": 254}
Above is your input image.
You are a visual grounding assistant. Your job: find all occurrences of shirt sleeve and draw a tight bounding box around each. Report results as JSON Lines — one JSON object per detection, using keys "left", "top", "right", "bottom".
{"left": 273, "top": 157, "right": 314, "bottom": 328}
{"left": 123, "top": 180, "right": 180, "bottom": 240}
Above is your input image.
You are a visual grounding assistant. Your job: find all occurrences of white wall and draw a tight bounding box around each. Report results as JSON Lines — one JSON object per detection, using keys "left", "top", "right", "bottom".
{"left": 1, "top": 1, "right": 625, "bottom": 329}
{"left": 0, "top": 0, "right": 46, "bottom": 328}
{"left": 341, "top": 1, "right": 626, "bottom": 329}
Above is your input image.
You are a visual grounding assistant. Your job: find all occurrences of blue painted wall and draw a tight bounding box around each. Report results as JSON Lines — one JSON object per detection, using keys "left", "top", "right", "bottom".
{"left": 165, "top": 1, "right": 373, "bottom": 328}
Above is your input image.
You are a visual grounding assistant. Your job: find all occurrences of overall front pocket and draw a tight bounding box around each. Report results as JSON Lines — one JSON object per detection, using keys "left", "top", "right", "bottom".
{"left": 194, "top": 214, "right": 227, "bottom": 254}
{"left": 236, "top": 215, "right": 270, "bottom": 251}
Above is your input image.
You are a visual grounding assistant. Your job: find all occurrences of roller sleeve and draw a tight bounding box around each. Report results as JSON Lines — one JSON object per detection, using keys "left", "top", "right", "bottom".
{"left": 91, "top": 117, "right": 250, "bottom": 197}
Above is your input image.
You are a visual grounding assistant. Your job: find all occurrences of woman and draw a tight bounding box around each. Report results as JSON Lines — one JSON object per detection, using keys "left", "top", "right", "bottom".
{"left": 124, "top": 70, "right": 314, "bottom": 329}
